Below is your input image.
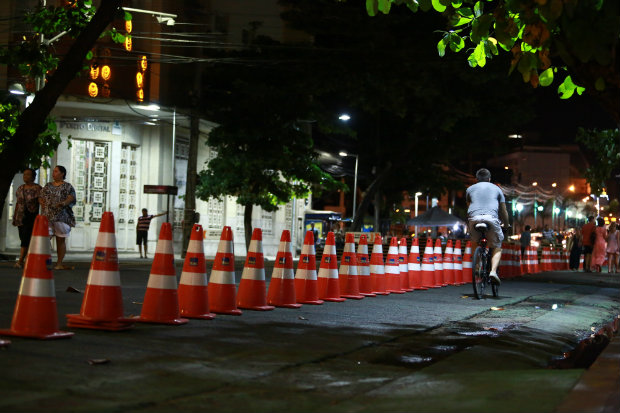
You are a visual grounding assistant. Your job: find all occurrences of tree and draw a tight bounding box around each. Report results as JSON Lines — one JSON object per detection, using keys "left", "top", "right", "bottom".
{"left": 196, "top": 56, "right": 342, "bottom": 250}
{"left": 575, "top": 127, "right": 619, "bottom": 195}
{"left": 0, "top": 0, "right": 124, "bottom": 221}
{"left": 281, "top": 0, "right": 536, "bottom": 230}
{"left": 366, "top": 0, "right": 620, "bottom": 127}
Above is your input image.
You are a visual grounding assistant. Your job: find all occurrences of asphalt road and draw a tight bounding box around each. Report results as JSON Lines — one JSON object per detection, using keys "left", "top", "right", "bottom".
{"left": 0, "top": 259, "right": 618, "bottom": 413}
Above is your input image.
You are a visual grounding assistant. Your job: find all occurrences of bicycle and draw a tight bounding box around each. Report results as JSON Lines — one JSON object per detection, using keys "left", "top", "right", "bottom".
{"left": 471, "top": 222, "right": 500, "bottom": 300}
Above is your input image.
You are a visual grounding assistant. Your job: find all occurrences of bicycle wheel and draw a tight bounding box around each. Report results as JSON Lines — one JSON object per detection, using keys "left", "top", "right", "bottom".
{"left": 472, "top": 247, "right": 486, "bottom": 299}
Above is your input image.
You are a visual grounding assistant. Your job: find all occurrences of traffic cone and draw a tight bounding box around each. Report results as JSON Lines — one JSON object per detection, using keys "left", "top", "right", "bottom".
{"left": 294, "top": 231, "right": 323, "bottom": 305}
{"left": 317, "top": 232, "right": 345, "bottom": 302}
{"left": 385, "top": 237, "right": 405, "bottom": 294}
{"left": 267, "top": 230, "right": 301, "bottom": 308}
{"left": 499, "top": 243, "right": 511, "bottom": 278}
{"left": 66, "top": 212, "right": 134, "bottom": 330}
{"left": 0, "top": 215, "right": 74, "bottom": 339}
{"left": 339, "top": 233, "right": 365, "bottom": 299}
{"left": 208, "top": 226, "right": 242, "bottom": 315}
{"left": 462, "top": 241, "right": 473, "bottom": 284}
{"left": 178, "top": 224, "right": 215, "bottom": 320}
{"left": 135, "top": 222, "right": 188, "bottom": 325}
{"left": 443, "top": 240, "right": 456, "bottom": 285}
{"left": 453, "top": 240, "right": 465, "bottom": 285}
{"left": 399, "top": 238, "right": 414, "bottom": 292}
{"left": 356, "top": 235, "right": 376, "bottom": 296}
{"left": 433, "top": 239, "right": 446, "bottom": 287}
{"left": 237, "top": 228, "right": 275, "bottom": 311}
{"left": 421, "top": 238, "right": 437, "bottom": 288}
{"left": 408, "top": 237, "right": 427, "bottom": 290}
{"left": 370, "top": 234, "right": 389, "bottom": 295}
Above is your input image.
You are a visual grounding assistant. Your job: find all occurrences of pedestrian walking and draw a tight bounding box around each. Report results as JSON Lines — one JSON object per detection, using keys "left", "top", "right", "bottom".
{"left": 567, "top": 229, "right": 582, "bottom": 271}
{"left": 39, "top": 165, "right": 76, "bottom": 270}
{"left": 11, "top": 168, "right": 42, "bottom": 268}
{"left": 520, "top": 225, "right": 531, "bottom": 259}
{"left": 606, "top": 222, "right": 619, "bottom": 273}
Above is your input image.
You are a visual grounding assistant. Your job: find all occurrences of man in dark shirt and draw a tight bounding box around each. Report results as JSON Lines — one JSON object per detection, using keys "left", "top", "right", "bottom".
{"left": 581, "top": 215, "right": 596, "bottom": 272}
{"left": 136, "top": 208, "right": 166, "bottom": 258}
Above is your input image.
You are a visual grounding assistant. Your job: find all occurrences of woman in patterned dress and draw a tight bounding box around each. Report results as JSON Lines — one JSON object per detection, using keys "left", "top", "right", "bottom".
{"left": 39, "top": 165, "right": 76, "bottom": 270}
{"left": 11, "top": 168, "right": 42, "bottom": 268}
{"left": 591, "top": 217, "right": 608, "bottom": 273}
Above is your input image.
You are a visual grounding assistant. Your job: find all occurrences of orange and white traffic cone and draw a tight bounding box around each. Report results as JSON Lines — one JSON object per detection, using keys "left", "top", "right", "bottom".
{"left": 135, "top": 222, "right": 188, "bottom": 325}
{"left": 317, "top": 232, "right": 346, "bottom": 302}
{"left": 421, "top": 238, "right": 438, "bottom": 288}
{"left": 339, "top": 233, "right": 365, "bottom": 300}
{"left": 443, "top": 240, "right": 456, "bottom": 285}
{"left": 178, "top": 224, "right": 215, "bottom": 320}
{"left": 453, "top": 240, "right": 465, "bottom": 285}
{"left": 408, "top": 238, "right": 427, "bottom": 290}
{"left": 208, "top": 226, "right": 242, "bottom": 315}
{"left": 433, "top": 239, "right": 446, "bottom": 287}
{"left": 294, "top": 231, "right": 323, "bottom": 305}
{"left": 370, "top": 234, "right": 389, "bottom": 295}
{"left": 385, "top": 237, "right": 405, "bottom": 294}
{"left": 66, "top": 212, "right": 134, "bottom": 330}
{"left": 267, "top": 230, "right": 301, "bottom": 308}
{"left": 237, "top": 228, "right": 275, "bottom": 311}
{"left": 399, "top": 238, "right": 414, "bottom": 292}
{"left": 462, "top": 241, "right": 473, "bottom": 284}
{"left": 0, "top": 215, "right": 73, "bottom": 339}
{"left": 356, "top": 235, "right": 375, "bottom": 297}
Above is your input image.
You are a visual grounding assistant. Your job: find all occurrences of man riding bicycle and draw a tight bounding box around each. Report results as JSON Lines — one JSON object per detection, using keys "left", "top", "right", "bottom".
{"left": 466, "top": 168, "right": 510, "bottom": 285}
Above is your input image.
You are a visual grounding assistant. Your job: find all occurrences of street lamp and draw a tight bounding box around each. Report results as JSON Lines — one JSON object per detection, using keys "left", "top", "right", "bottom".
{"left": 339, "top": 151, "right": 359, "bottom": 219}
{"left": 414, "top": 192, "right": 423, "bottom": 217}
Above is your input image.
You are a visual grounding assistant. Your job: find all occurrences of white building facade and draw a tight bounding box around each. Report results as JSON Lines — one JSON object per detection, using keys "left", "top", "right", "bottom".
{"left": 1, "top": 96, "right": 310, "bottom": 257}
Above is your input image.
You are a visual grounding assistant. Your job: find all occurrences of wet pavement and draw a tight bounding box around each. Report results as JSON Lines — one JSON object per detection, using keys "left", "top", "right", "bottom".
{"left": 0, "top": 256, "right": 618, "bottom": 412}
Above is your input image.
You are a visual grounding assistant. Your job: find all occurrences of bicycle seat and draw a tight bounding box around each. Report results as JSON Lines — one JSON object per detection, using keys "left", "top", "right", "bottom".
{"left": 475, "top": 223, "right": 488, "bottom": 231}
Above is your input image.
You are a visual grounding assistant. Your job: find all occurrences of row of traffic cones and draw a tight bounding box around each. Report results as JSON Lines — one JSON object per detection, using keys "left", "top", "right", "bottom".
{"left": 0, "top": 213, "right": 477, "bottom": 341}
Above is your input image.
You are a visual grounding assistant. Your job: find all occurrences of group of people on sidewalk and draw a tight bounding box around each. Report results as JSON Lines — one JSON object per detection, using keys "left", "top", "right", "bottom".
{"left": 574, "top": 216, "right": 619, "bottom": 273}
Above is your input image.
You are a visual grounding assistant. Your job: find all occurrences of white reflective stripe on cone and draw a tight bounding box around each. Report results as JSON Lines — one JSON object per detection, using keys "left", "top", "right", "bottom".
{"left": 248, "top": 240, "right": 263, "bottom": 253}
{"left": 19, "top": 277, "right": 55, "bottom": 297}
{"left": 186, "top": 241, "right": 204, "bottom": 254}
{"left": 295, "top": 269, "right": 317, "bottom": 280}
{"left": 147, "top": 273, "right": 178, "bottom": 289}
{"left": 179, "top": 272, "right": 208, "bottom": 286}
{"left": 385, "top": 266, "right": 400, "bottom": 275}
{"left": 463, "top": 262, "right": 472, "bottom": 269}
{"left": 28, "top": 235, "right": 51, "bottom": 255}
{"left": 94, "top": 232, "right": 117, "bottom": 248}
{"left": 339, "top": 264, "right": 352, "bottom": 275}
{"left": 209, "top": 269, "right": 236, "bottom": 285}
{"left": 217, "top": 242, "right": 233, "bottom": 254}
{"left": 421, "top": 263, "right": 435, "bottom": 271}
{"left": 318, "top": 268, "right": 339, "bottom": 279}
{"left": 301, "top": 244, "right": 316, "bottom": 255}
{"left": 323, "top": 244, "right": 336, "bottom": 255}
{"left": 241, "top": 266, "right": 266, "bottom": 281}
{"left": 272, "top": 268, "right": 294, "bottom": 280}
{"left": 370, "top": 264, "right": 384, "bottom": 274}
{"left": 87, "top": 269, "right": 121, "bottom": 286}
{"left": 155, "top": 239, "right": 174, "bottom": 255}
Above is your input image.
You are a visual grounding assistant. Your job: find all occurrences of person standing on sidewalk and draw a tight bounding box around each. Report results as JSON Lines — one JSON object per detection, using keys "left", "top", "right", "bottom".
{"left": 581, "top": 216, "right": 596, "bottom": 272}
{"left": 12, "top": 168, "right": 42, "bottom": 268}
{"left": 136, "top": 208, "right": 167, "bottom": 258}
{"left": 606, "top": 222, "right": 619, "bottom": 273}
{"left": 520, "top": 225, "right": 531, "bottom": 258}
{"left": 591, "top": 217, "right": 607, "bottom": 273}
{"left": 568, "top": 228, "right": 582, "bottom": 271}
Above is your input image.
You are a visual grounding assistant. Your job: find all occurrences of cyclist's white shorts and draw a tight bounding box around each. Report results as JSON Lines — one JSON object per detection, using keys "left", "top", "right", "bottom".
{"left": 468, "top": 215, "right": 504, "bottom": 249}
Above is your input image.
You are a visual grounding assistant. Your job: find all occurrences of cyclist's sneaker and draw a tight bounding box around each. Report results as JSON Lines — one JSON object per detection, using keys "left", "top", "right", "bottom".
{"left": 489, "top": 272, "right": 501, "bottom": 285}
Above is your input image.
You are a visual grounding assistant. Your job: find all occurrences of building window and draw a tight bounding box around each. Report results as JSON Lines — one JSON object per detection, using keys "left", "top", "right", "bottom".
{"left": 205, "top": 147, "right": 225, "bottom": 229}
{"left": 72, "top": 140, "right": 110, "bottom": 223}
{"left": 261, "top": 209, "right": 273, "bottom": 235}
{"left": 118, "top": 144, "right": 138, "bottom": 224}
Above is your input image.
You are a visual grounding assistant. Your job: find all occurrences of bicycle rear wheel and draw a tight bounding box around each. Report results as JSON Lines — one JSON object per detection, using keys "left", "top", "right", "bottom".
{"left": 472, "top": 247, "right": 486, "bottom": 299}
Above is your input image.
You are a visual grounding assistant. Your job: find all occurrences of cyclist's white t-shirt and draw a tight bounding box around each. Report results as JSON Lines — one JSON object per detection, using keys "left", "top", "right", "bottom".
{"left": 466, "top": 182, "right": 505, "bottom": 248}
{"left": 466, "top": 182, "right": 505, "bottom": 218}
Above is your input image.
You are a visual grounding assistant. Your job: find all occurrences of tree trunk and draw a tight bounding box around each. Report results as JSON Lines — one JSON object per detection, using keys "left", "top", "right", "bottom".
{"left": 351, "top": 161, "right": 392, "bottom": 231}
{"left": 0, "top": 1, "right": 122, "bottom": 222}
{"left": 181, "top": 103, "right": 200, "bottom": 258}
{"left": 244, "top": 203, "right": 253, "bottom": 252}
